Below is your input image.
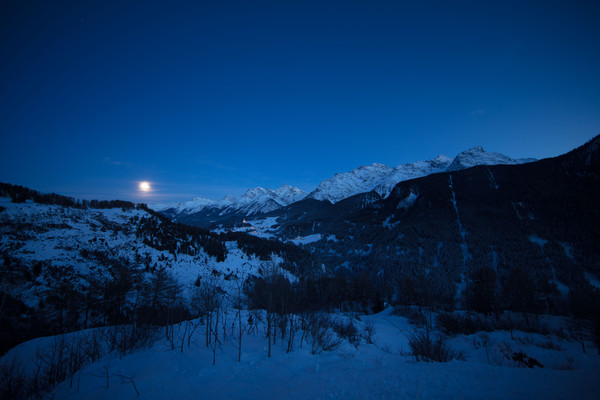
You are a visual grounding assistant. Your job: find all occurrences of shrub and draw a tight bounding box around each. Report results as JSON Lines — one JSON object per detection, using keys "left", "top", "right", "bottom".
{"left": 393, "top": 306, "right": 427, "bottom": 326}
{"left": 0, "top": 358, "right": 32, "bottom": 400}
{"left": 436, "top": 312, "right": 492, "bottom": 335}
{"left": 332, "top": 318, "right": 359, "bottom": 347}
{"left": 106, "top": 325, "right": 160, "bottom": 357}
{"left": 510, "top": 350, "right": 543, "bottom": 368}
{"left": 362, "top": 321, "right": 376, "bottom": 344}
{"left": 406, "top": 327, "right": 464, "bottom": 362}
{"left": 436, "top": 312, "right": 550, "bottom": 336}
{"left": 307, "top": 313, "right": 343, "bottom": 354}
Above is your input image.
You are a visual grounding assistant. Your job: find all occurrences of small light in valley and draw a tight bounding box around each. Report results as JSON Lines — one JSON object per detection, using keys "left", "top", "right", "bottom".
{"left": 139, "top": 181, "right": 151, "bottom": 192}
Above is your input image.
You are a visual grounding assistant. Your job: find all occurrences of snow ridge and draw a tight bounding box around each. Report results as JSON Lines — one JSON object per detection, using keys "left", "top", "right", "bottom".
{"left": 308, "top": 155, "right": 452, "bottom": 204}
{"left": 163, "top": 185, "right": 306, "bottom": 216}
{"left": 446, "top": 146, "right": 535, "bottom": 172}
{"left": 159, "top": 145, "right": 536, "bottom": 214}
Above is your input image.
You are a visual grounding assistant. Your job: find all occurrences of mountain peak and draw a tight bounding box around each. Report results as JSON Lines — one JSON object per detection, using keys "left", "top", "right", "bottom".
{"left": 433, "top": 154, "right": 452, "bottom": 162}
{"left": 164, "top": 144, "right": 538, "bottom": 220}
{"left": 272, "top": 185, "right": 306, "bottom": 204}
{"left": 468, "top": 146, "right": 485, "bottom": 152}
{"left": 308, "top": 156, "right": 452, "bottom": 203}
{"left": 241, "top": 187, "right": 269, "bottom": 200}
{"left": 446, "top": 146, "right": 532, "bottom": 172}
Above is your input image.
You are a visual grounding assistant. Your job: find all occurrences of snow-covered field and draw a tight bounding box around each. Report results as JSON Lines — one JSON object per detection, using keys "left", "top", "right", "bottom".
{"left": 289, "top": 233, "right": 323, "bottom": 245}
{"left": 220, "top": 216, "right": 280, "bottom": 239}
{"left": 3, "top": 308, "right": 598, "bottom": 400}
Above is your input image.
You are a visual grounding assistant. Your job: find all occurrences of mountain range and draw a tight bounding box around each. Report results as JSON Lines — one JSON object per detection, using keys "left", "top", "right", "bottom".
{"left": 161, "top": 145, "right": 535, "bottom": 226}
{"left": 244, "top": 135, "right": 600, "bottom": 313}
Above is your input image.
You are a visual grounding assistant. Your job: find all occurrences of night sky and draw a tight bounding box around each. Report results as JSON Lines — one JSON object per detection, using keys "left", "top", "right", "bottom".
{"left": 1, "top": 0, "right": 599, "bottom": 203}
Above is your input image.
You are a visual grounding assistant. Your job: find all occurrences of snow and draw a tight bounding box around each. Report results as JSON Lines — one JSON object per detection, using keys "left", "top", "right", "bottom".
{"left": 306, "top": 146, "right": 533, "bottom": 205}
{"left": 308, "top": 163, "right": 396, "bottom": 203}
{"left": 560, "top": 242, "right": 575, "bottom": 260}
{"left": 374, "top": 155, "right": 452, "bottom": 198}
{"left": 0, "top": 198, "right": 285, "bottom": 302}
{"left": 448, "top": 175, "right": 466, "bottom": 242}
{"left": 288, "top": 233, "right": 323, "bottom": 245}
{"left": 447, "top": 146, "right": 535, "bottom": 172}
{"left": 488, "top": 168, "right": 499, "bottom": 189}
{"left": 397, "top": 191, "right": 418, "bottom": 209}
{"left": 308, "top": 156, "right": 451, "bottom": 204}
{"left": 3, "top": 308, "right": 598, "bottom": 400}
{"left": 530, "top": 234, "right": 549, "bottom": 248}
{"left": 584, "top": 272, "right": 600, "bottom": 289}
{"left": 383, "top": 215, "right": 400, "bottom": 230}
{"left": 553, "top": 280, "right": 571, "bottom": 296}
{"left": 229, "top": 216, "right": 280, "bottom": 239}
{"left": 166, "top": 185, "right": 306, "bottom": 217}
{"left": 168, "top": 195, "right": 235, "bottom": 214}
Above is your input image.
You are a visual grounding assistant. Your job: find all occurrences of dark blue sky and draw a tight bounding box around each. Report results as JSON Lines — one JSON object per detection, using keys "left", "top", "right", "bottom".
{"left": 1, "top": 0, "right": 599, "bottom": 202}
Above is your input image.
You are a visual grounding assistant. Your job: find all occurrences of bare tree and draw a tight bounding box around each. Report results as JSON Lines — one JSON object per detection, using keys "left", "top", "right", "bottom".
{"left": 568, "top": 318, "right": 589, "bottom": 354}
{"left": 230, "top": 275, "right": 247, "bottom": 362}
{"left": 363, "top": 321, "right": 376, "bottom": 344}
{"left": 116, "top": 374, "right": 139, "bottom": 397}
{"left": 190, "top": 277, "right": 223, "bottom": 363}
{"left": 286, "top": 314, "right": 298, "bottom": 353}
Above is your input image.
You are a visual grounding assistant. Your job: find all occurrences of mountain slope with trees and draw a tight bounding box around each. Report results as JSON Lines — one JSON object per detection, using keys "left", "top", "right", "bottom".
{"left": 252, "top": 136, "right": 600, "bottom": 319}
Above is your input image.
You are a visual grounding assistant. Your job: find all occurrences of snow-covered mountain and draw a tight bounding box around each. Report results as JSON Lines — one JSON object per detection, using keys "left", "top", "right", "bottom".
{"left": 161, "top": 185, "right": 306, "bottom": 217}
{"left": 160, "top": 145, "right": 536, "bottom": 220}
{"left": 308, "top": 155, "right": 453, "bottom": 203}
{"left": 231, "top": 185, "right": 306, "bottom": 215}
{"left": 308, "top": 147, "right": 535, "bottom": 204}
{"left": 446, "top": 146, "right": 536, "bottom": 172}
{"left": 161, "top": 195, "right": 236, "bottom": 215}
{"left": 374, "top": 155, "right": 453, "bottom": 197}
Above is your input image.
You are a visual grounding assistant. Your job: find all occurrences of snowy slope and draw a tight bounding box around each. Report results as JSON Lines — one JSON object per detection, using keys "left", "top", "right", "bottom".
{"left": 154, "top": 195, "right": 235, "bottom": 214}
{"left": 374, "top": 155, "right": 453, "bottom": 198}
{"left": 0, "top": 198, "right": 286, "bottom": 306}
{"left": 222, "top": 185, "right": 306, "bottom": 215}
{"left": 307, "top": 146, "right": 536, "bottom": 204}
{"left": 446, "top": 146, "right": 536, "bottom": 171}
{"left": 307, "top": 163, "right": 394, "bottom": 203}
{"left": 307, "top": 156, "right": 452, "bottom": 203}
{"left": 3, "top": 308, "right": 597, "bottom": 400}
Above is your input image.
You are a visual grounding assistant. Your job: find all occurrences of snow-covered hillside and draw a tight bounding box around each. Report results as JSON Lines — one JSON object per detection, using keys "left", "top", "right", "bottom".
{"left": 308, "top": 156, "right": 453, "bottom": 203}
{"left": 0, "top": 198, "right": 274, "bottom": 298}
{"left": 3, "top": 308, "right": 598, "bottom": 400}
{"left": 446, "top": 146, "right": 536, "bottom": 171}
{"left": 309, "top": 147, "right": 537, "bottom": 204}
{"left": 373, "top": 155, "right": 453, "bottom": 198}
{"left": 0, "top": 196, "right": 302, "bottom": 343}
{"left": 307, "top": 163, "right": 395, "bottom": 203}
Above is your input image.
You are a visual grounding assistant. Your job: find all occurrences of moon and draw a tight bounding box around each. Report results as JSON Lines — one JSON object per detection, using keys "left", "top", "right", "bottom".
{"left": 139, "top": 181, "right": 151, "bottom": 192}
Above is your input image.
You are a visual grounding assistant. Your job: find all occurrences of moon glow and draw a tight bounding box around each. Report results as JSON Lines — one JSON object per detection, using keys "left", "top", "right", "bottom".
{"left": 139, "top": 181, "right": 151, "bottom": 192}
